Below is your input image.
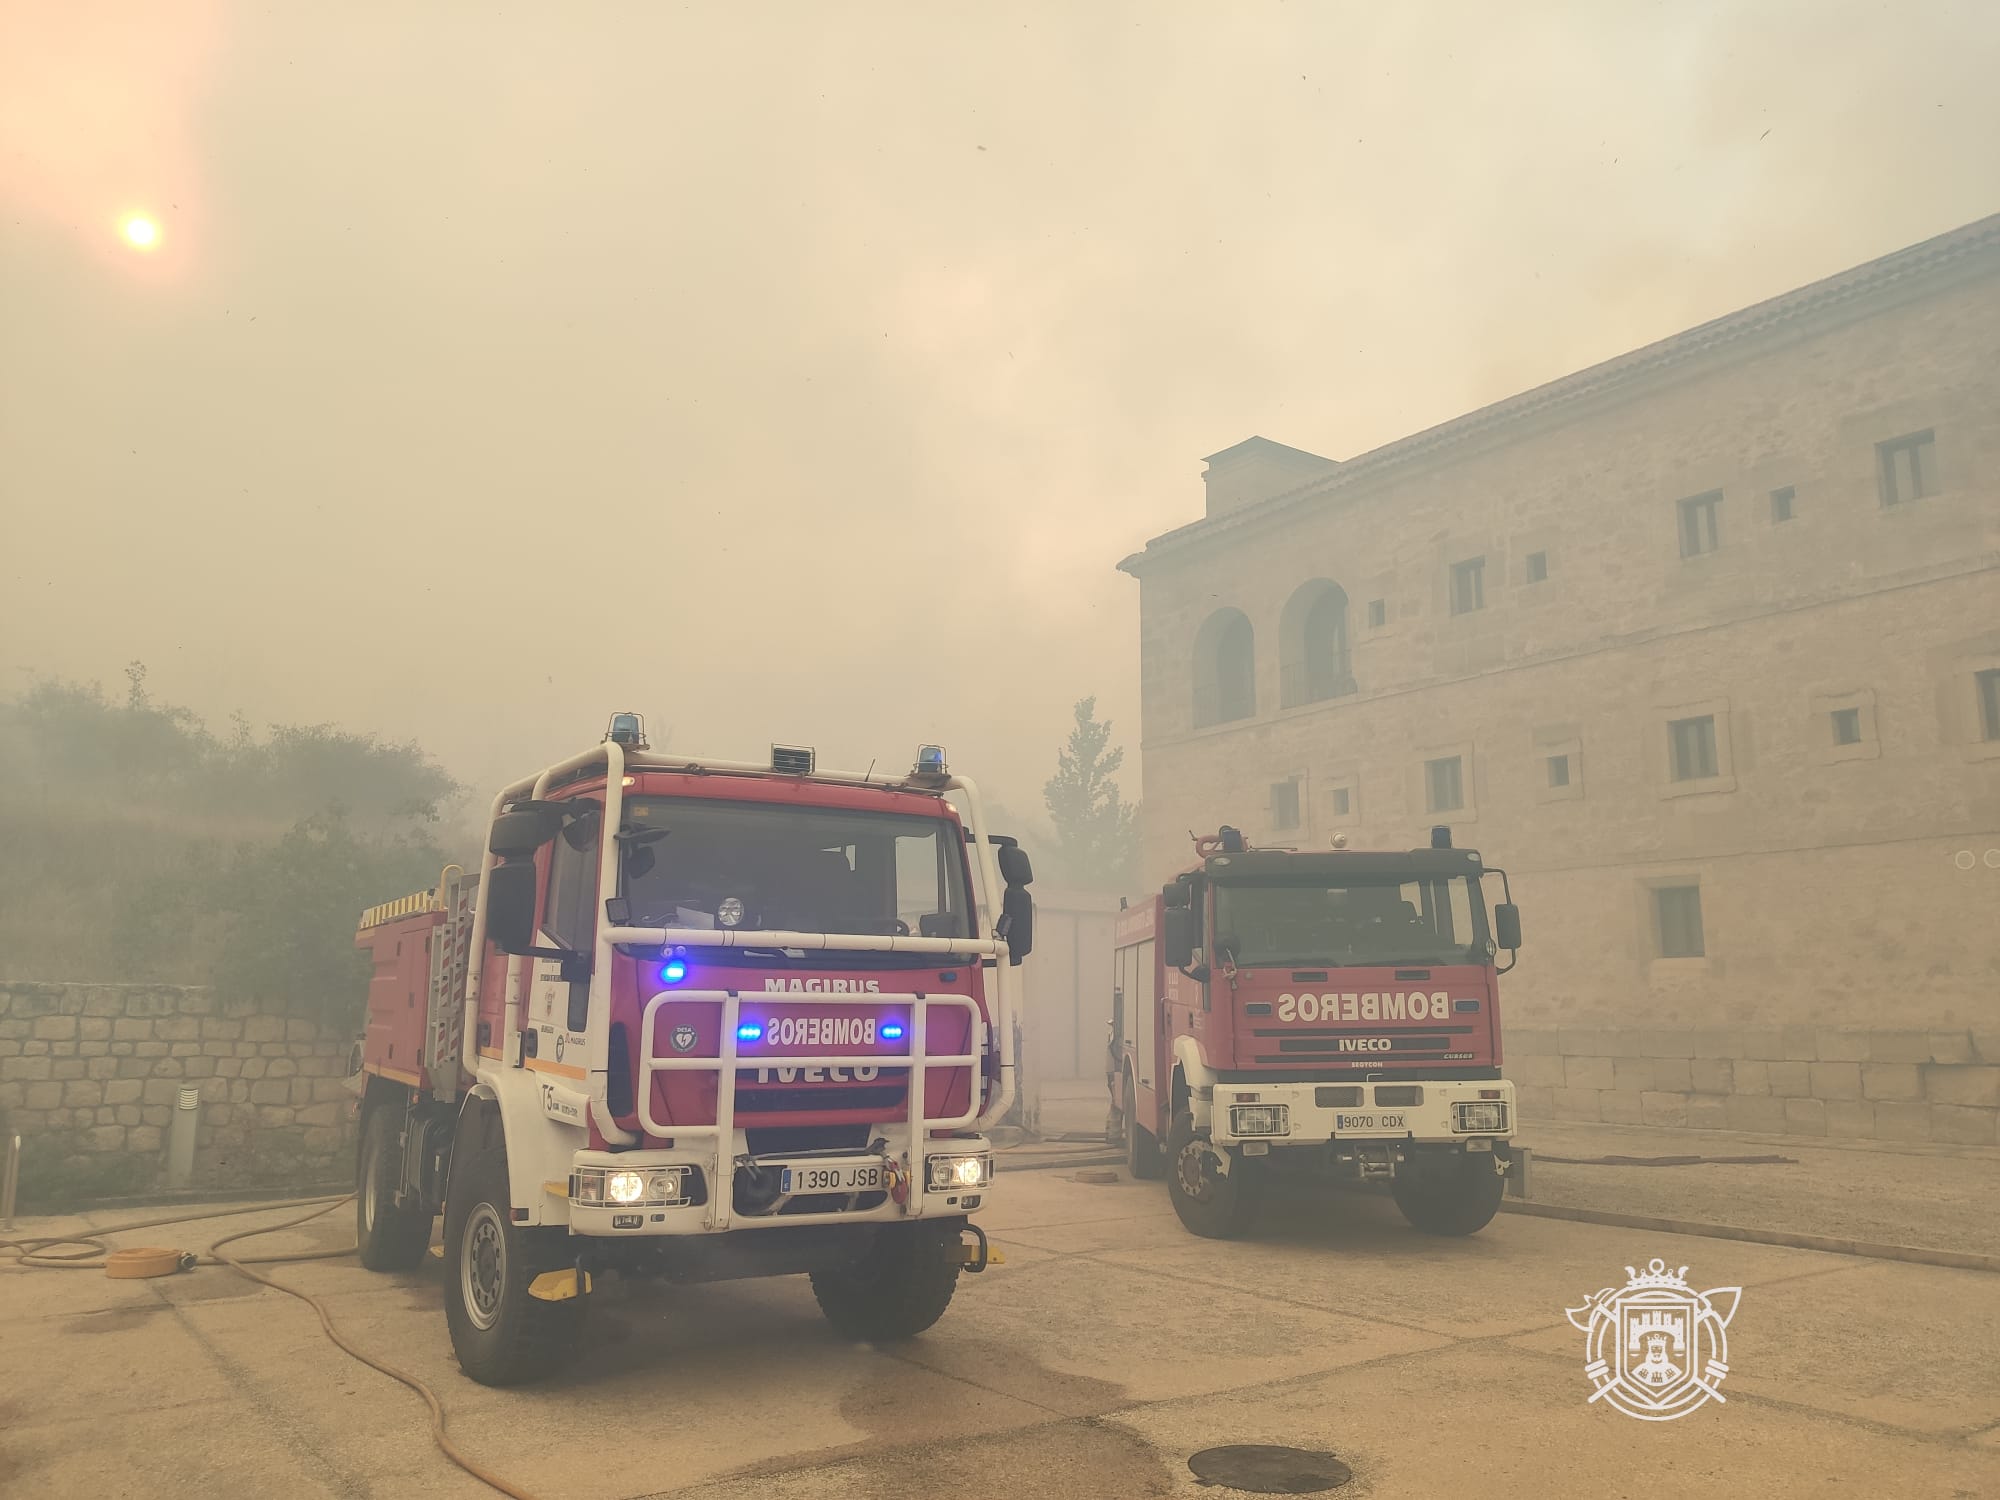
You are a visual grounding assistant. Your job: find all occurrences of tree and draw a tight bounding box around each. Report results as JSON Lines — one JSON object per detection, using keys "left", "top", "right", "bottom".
{"left": 1041, "top": 697, "right": 1139, "bottom": 890}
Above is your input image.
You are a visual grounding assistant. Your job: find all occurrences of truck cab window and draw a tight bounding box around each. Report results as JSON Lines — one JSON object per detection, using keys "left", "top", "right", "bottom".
{"left": 541, "top": 811, "right": 601, "bottom": 951}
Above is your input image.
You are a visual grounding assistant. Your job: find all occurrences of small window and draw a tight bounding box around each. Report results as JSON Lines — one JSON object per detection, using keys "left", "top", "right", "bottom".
{"left": 1677, "top": 492, "right": 1722, "bottom": 558}
{"left": 1547, "top": 753, "right": 1571, "bottom": 788}
{"left": 1830, "top": 707, "right": 1862, "bottom": 746}
{"left": 1668, "top": 715, "right": 1718, "bottom": 781}
{"left": 1770, "top": 486, "right": 1795, "bottom": 523}
{"left": 1979, "top": 669, "right": 2000, "bottom": 742}
{"left": 1367, "top": 598, "right": 1387, "bottom": 628}
{"left": 1329, "top": 786, "right": 1352, "bottom": 817}
{"left": 541, "top": 806, "right": 602, "bottom": 951}
{"left": 1878, "top": 430, "right": 1936, "bottom": 506}
{"left": 1655, "top": 885, "right": 1705, "bottom": 959}
{"left": 1449, "top": 559, "right": 1486, "bottom": 615}
{"left": 1525, "top": 550, "right": 1548, "bottom": 583}
{"left": 1425, "top": 755, "right": 1464, "bottom": 813}
{"left": 1270, "top": 779, "right": 1301, "bottom": 831}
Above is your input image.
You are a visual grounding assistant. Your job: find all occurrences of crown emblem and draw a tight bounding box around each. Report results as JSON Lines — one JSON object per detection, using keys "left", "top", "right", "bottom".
{"left": 1622, "top": 1258, "right": 1690, "bottom": 1289}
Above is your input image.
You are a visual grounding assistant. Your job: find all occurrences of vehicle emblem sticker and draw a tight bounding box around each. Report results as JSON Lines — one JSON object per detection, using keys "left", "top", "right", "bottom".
{"left": 670, "top": 1023, "right": 698, "bottom": 1053}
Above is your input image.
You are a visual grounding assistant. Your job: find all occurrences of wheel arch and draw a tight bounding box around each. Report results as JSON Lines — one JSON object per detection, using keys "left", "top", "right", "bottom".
{"left": 455, "top": 1072, "right": 572, "bottom": 1226}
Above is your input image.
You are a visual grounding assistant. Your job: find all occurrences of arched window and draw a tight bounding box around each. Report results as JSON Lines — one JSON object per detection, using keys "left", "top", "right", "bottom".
{"left": 1193, "top": 608, "right": 1256, "bottom": 727}
{"left": 1279, "top": 580, "right": 1354, "bottom": 708}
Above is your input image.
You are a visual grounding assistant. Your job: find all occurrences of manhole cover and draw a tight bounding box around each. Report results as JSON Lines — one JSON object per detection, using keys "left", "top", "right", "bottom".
{"left": 1188, "top": 1445, "right": 1352, "bottom": 1494}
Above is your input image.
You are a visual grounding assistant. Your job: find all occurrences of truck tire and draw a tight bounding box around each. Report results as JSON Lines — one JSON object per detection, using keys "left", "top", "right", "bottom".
{"left": 441, "top": 1111, "right": 582, "bottom": 1386}
{"left": 356, "top": 1105, "right": 433, "bottom": 1271}
{"left": 1125, "top": 1069, "right": 1163, "bottom": 1180}
{"left": 1165, "top": 1110, "right": 1260, "bottom": 1239}
{"left": 1391, "top": 1153, "right": 1507, "bottom": 1237}
{"left": 810, "top": 1221, "right": 963, "bottom": 1343}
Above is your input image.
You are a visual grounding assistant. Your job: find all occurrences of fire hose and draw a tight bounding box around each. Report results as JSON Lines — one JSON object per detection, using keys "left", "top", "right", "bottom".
{"left": 1, "top": 1195, "right": 539, "bottom": 1500}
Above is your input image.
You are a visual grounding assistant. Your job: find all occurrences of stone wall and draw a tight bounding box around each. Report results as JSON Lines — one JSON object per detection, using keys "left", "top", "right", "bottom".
{"left": 0, "top": 982, "right": 355, "bottom": 1201}
{"left": 1506, "top": 1024, "right": 1999, "bottom": 1144}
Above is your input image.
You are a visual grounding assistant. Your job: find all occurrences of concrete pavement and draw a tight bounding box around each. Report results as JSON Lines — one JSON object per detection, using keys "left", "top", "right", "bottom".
{"left": 2, "top": 1163, "right": 1995, "bottom": 1499}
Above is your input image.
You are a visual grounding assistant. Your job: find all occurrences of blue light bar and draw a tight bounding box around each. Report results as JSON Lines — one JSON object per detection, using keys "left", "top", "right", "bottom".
{"left": 736, "top": 1021, "right": 764, "bottom": 1042}
{"left": 881, "top": 1021, "right": 906, "bottom": 1041}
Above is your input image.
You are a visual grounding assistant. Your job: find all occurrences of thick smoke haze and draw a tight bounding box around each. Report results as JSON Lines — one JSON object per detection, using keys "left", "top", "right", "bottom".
{"left": 4, "top": 0, "right": 1996, "bottom": 818}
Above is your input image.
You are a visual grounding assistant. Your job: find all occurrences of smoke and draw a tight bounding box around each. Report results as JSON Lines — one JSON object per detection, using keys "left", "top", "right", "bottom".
{"left": 2, "top": 1, "right": 1995, "bottom": 813}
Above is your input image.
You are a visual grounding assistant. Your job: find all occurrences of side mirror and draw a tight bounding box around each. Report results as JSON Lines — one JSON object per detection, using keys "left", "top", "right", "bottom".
{"left": 560, "top": 804, "right": 602, "bottom": 851}
{"left": 484, "top": 861, "right": 540, "bottom": 954}
{"left": 490, "top": 806, "right": 564, "bottom": 859}
{"left": 998, "top": 844, "right": 1034, "bottom": 887}
{"left": 999, "top": 886, "right": 1034, "bottom": 965}
{"left": 1494, "top": 902, "right": 1522, "bottom": 951}
{"left": 1162, "top": 904, "right": 1198, "bottom": 969}
{"left": 1161, "top": 880, "right": 1189, "bottom": 910}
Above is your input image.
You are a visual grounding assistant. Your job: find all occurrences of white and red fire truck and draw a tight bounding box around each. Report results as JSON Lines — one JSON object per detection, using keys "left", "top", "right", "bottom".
{"left": 1107, "top": 824, "right": 1522, "bottom": 1239}
{"left": 348, "top": 715, "right": 1032, "bottom": 1385}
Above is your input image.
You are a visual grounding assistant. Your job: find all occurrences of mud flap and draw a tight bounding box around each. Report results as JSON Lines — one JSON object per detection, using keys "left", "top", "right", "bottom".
{"left": 1504, "top": 1146, "right": 1531, "bottom": 1199}
{"left": 527, "top": 1268, "right": 593, "bottom": 1301}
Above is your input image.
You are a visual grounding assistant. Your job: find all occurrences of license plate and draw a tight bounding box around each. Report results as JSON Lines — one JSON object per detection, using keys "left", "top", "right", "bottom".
{"left": 780, "top": 1162, "right": 883, "bottom": 1194}
{"left": 1335, "top": 1112, "right": 1407, "bottom": 1134}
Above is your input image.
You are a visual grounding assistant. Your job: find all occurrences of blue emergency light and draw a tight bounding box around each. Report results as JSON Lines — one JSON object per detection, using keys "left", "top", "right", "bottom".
{"left": 736, "top": 1021, "right": 764, "bottom": 1043}
{"left": 915, "top": 745, "right": 947, "bottom": 775}
{"left": 659, "top": 957, "right": 688, "bottom": 985}
{"left": 881, "top": 1021, "right": 906, "bottom": 1041}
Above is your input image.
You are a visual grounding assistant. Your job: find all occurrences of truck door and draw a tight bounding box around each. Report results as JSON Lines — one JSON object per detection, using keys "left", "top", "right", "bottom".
{"left": 531, "top": 806, "right": 600, "bottom": 1056}
{"left": 1134, "top": 937, "right": 1157, "bottom": 1093}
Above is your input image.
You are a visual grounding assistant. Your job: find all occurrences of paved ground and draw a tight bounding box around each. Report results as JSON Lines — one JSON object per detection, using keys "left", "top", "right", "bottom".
{"left": 3, "top": 1150, "right": 1997, "bottom": 1500}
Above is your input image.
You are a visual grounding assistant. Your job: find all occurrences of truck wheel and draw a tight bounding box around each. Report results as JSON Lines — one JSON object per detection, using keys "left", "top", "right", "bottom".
{"left": 1125, "top": 1070, "right": 1163, "bottom": 1180}
{"left": 810, "top": 1221, "right": 962, "bottom": 1343}
{"left": 1391, "top": 1153, "right": 1507, "bottom": 1237}
{"left": 1165, "top": 1110, "right": 1260, "bottom": 1239}
{"left": 441, "top": 1113, "right": 582, "bottom": 1386}
{"left": 356, "top": 1105, "right": 433, "bottom": 1271}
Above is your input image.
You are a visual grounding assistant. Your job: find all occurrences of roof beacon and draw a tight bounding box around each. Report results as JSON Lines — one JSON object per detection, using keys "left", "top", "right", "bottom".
{"left": 915, "top": 744, "right": 948, "bottom": 777}
{"left": 605, "top": 712, "right": 648, "bottom": 750}
{"left": 1431, "top": 824, "right": 1453, "bottom": 849}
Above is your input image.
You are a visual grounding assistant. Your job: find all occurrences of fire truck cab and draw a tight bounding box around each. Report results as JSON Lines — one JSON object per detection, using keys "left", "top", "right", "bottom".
{"left": 1108, "top": 824, "right": 1521, "bottom": 1240}
{"left": 349, "top": 716, "right": 1032, "bottom": 1385}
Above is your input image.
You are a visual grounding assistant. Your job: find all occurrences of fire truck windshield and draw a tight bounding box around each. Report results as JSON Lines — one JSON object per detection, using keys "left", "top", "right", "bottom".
{"left": 618, "top": 796, "right": 971, "bottom": 940}
{"left": 1212, "top": 876, "right": 1487, "bottom": 969}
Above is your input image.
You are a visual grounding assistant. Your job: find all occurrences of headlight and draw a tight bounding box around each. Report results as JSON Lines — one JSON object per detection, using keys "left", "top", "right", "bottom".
{"left": 572, "top": 1165, "right": 690, "bottom": 1207}
{"left": 1229, "top": 1104, "right": 1290, "bottom": 1137}
{"left": 927, "top": 1154, "right": 991, "bottom": 1191}
{"left": 1452, "top": 1100, "right": 1509, "bottom": 1134}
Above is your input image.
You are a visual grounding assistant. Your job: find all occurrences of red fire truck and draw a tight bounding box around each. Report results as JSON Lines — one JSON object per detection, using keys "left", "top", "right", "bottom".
{"left": 349, "top": 715, "right": 1033, "bottom": 1385}
{"left": 1107, "top": 824, "right": 1521, "bottom": 1240}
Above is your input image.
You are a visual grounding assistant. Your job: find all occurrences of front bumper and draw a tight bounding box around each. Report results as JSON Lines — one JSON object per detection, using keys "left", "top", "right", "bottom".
{"left": 563, "top": 1136, "right": 993, "bottom": 1237}
{"left": 1209, "top": 1078, "right": 1515, "bottom": 1147}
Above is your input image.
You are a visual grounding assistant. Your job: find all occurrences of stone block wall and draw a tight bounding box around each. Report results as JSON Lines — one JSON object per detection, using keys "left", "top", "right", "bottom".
{"left": 1506, "top": 1025, "right": 1999, "bottom": 1144}
{"left": 0, "top": 982, "right": 356, "bottom": 1199}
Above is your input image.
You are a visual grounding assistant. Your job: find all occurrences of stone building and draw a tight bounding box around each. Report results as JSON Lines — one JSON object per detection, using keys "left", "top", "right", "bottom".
{"left": 1116, "top": 216, "right": 2000, "bottom": 1139}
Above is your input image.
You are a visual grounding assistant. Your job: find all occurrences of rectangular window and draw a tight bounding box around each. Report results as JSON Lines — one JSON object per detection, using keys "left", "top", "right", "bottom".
{"left": 1525, "top": 550, "right": 1548, "bottom": 583}
{"left": 1655, "top": 885, "right": 1705, "bottom": 959}
{"left": 1770, "top": 486, "right": 1795, "bottom": 523}
{"left": 1668, "top": 715, "right": 1718, "bottom": 781}
{"left": 1449, "top": 559, "right": 1486, "bottom": 615}
{"left": 1677, "top": 491, "right": 1722, "bottom": 558}
{"left": 1367, "top": 598, "right": 1387, "bottom": 628}
{"left": 1979, "top": 669, "right": 2000, "bottom": 742}
{"left": 1878, "top": 430, "right": 1936, "bottom": 506}
{"left": 1329, "top": 786, "right": 1352, "bottom": 816}
{"left": 1830, "top": 707, "right": 1862, "bottom": 746}
{"left": 1270, "top": 779, "right": 1301, "bottom": 831}
{"left": 1425, "top": 755, "right": 1464, "bottom": 813}
{"left": 1547, "top": 753, "right": 1571, "bottom": 788}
